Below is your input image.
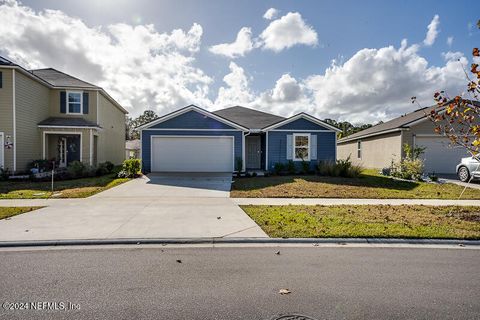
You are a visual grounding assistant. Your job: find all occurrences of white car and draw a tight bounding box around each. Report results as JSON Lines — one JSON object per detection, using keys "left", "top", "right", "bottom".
{"left": 456, "top": 157, "right": 480, "bottom": 182}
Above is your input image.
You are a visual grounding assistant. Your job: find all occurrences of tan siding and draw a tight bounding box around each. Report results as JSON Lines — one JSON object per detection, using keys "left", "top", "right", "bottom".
{"left": 49, "top": 89, "right": 97, "bottom": 123}
{"left": 97, "top": 92, "right": 126, "bottom": 165}
{"left": 0, "top": 68, "right": 13, "bottom": 170}
{"left": 337, "top": 131, "right": 403, "bottom": 169}
{"left": 15, "top": 71, "right": 50, "bottom": 171}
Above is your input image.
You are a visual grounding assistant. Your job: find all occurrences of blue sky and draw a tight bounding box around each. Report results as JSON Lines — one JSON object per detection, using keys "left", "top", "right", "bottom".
{"left": 2, "top": 0, "right": 479, "bottom": 123}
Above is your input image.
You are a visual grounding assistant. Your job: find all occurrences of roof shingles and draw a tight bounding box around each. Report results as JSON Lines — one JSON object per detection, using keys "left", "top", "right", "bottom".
{"left": 213, "top": 106, "right": 285, "bottom": 129}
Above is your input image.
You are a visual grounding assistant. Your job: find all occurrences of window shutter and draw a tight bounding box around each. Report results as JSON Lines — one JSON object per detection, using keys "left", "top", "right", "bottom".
{"left": 83, "top": 92, "right": 89, "bottom": 114}
{"left": 310, "top": 134, "right": 317, "bottom": 160}
{"left": 60, "top": 91, "right": 66, "bottom": 113}
{"left": 0, "top": 71, "right": 3, "bottom": 88}
{"left": 286, "top": 134, "right": 293, "bottom": 160}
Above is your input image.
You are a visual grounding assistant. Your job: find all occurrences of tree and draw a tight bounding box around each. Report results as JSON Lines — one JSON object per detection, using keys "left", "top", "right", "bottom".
{"left": 418, "top": 20, "right": 480, "bottom": 161}
{"left": 125, "top": 110, "right": 160, "bottom": 140}
{"left": 323, "top": 118, "right": 376, "bottom": 138}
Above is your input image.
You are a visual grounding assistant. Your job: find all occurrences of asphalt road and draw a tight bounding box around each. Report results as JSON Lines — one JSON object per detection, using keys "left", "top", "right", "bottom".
{"left": 0, "top": 246, "right": 478, "bottom": 320}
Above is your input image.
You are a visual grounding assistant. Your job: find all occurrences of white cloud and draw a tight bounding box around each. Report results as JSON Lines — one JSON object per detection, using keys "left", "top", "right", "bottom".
{"left": 447, "top": 36, "right": 454, "bottom": 47}
{"left": 0, "top": 0, "right": 212, "bottom": 116}
{"left": 209, "top": 27, "right": 254, "bottom": 58}
{"left": 424, "top": 15, "right": 440, "bottom": 46}
{"left": 263, "top": 8, "right": 278, "bottom": 20}
{"left": 214, "top": 62, "right": 254, "bottom": 107}
{"left": 259, "top": 12, "right": 318, "bottom": 52}
{"left": 303, "top": 40, "right": 468, "bottom": 123}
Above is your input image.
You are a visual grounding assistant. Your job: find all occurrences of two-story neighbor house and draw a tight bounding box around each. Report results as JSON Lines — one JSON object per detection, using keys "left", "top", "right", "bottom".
{"left": 0, "top": 56, "right": 127, "bottom": 173}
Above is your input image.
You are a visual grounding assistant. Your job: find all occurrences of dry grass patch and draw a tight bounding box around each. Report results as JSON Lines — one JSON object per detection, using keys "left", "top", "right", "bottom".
{"left": 0, "top": 207, "right": 41, "bottom": 220}
{"left": 231, "top": 170, "right": 480, "bottom": 199}
{"left": 242, "top": 205, "right": 480, "bottom": 239}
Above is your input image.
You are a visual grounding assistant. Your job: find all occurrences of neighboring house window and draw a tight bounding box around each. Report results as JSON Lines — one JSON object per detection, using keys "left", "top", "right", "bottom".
{"left": 357, "top": 141, "right": 362, "bottom": 159}
{"left": 293, "top": 133, "right": 310, "bottom": 161}
{"left": 67, "top": 91, "right": 83, "bottom": 114}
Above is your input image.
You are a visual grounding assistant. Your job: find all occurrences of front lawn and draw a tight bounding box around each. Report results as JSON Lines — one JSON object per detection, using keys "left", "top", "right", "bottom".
{"left": 231, "top": 170, "right": 480, "bottom": 199}
{"left": 0, "top": 207, "right": 41, "bottom": 220}
{"left": 0, "top": 174, "right": 130, "bottom": 199}
{"left": 242, "top": 205, "right": 480, "bottom": 239}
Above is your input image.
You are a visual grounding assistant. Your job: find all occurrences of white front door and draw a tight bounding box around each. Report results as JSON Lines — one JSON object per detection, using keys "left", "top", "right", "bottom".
{"left": 415, "top": 137, "right": 470, "bottom": 174}
{"left": 151, "top": 136, "right": 234, "bottom": 172}
{"left": 58, "top": 137, "right": 67, "bottom": 167}
{"left": 0, "top": 132, "right": 4, "bottom": 169}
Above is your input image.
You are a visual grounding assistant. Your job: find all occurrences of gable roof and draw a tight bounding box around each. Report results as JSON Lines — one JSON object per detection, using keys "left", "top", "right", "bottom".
{"left": 262, "top": 112, "right": 342, "bottom": 132}
{"left": 138, "top": 105, "right": 249, "bottom": 131}
{"left": 31, "top": 68, "right": 98, "bottom": 89}
{"left": 213, "top": 106, "right": 285, "bottom": 129}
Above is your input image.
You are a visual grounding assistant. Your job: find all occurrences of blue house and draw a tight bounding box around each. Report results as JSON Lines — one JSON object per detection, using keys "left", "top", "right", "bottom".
{"left": 139, "top": 105, "right": 340, "bottom": 173}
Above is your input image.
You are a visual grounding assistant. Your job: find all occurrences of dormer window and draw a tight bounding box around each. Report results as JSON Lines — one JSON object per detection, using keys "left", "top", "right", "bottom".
{"left": 67, "top": 91, "right": 83, "bottom": 114}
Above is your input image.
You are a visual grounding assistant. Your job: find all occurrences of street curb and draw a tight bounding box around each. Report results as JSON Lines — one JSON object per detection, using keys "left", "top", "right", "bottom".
{"left": 0, "top": 237, "right": 479, "bottom": 248}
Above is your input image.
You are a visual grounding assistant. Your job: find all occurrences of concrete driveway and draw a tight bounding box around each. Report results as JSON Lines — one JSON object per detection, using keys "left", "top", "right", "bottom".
{"left": 0, "top": 173, "right": 267, "bottom": 241}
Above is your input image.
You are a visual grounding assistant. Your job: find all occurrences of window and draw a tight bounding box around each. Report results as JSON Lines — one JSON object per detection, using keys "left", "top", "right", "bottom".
{"left": 293, "top": 133, "right": 310, "bottom": 161}
{"left": 67, "top": 91, "right": 82, "bottom": 114}
{"left": 357, "top": 141, "right": 362, "bottom": 159}
{"left": 0, "top": 71, "right": 2, "bottom": 88}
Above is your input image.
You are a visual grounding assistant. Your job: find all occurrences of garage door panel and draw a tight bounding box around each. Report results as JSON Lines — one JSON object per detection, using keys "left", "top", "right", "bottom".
{"left": 151, "top": 136, "right": 233, "bottom": 172}
{"left": 416, "top": 137, "right": 469, "bottom": 174}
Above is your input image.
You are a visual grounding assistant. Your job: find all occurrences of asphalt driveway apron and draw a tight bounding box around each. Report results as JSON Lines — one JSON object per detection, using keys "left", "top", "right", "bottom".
{"left": 0, "top": 173, "right": 267, "bottom": 241}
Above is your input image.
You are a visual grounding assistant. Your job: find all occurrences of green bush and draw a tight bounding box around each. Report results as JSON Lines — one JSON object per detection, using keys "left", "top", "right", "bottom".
{"left": 96, "top": 161, "right": 115, "bottom": 176}
{"left": 317, "top": 157, "right": 362, "bottom": 178}
{"left": 300, "top": 159, "right": 310, "bottom": 174}
{"left": 67, "top": 161, "right": 86, "bottom": 178}
{"left": 391, "top": 158, "right": 424, "bottom": 181}
{"left": 118, "top": 158, "right": 141, "bottom": 178}
{"left": 235, "top": 157, "right": 243, "bottom": 172}
{"left": 287, "top": 160, "right": 296, "bottom": 175}
{"left": 28, "top": 159, "right": 54, "bottom": 172}
{"left": 0, "top": 168, "right": 10, "bottom": 181}
{"left": 273, "top": 162, "right": 285, "bottom": 175}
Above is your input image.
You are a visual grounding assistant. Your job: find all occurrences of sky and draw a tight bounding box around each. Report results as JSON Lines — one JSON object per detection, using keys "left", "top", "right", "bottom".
{"left": 0, "top": 0, "right": 479, "bottom": 124}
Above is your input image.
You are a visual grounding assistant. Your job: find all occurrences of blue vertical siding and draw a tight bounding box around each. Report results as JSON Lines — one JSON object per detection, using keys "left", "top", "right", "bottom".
{"left": 267, "top": 131, "right": 336, "bottom": 171}
{"left": 141, "top": 130, "right": 243, "bottom": 173}
{"left": 275, "top": 118, "right": 332, "bottom": 130}
{"left": 150, "top": 110, "right": 236, "bottom": 129}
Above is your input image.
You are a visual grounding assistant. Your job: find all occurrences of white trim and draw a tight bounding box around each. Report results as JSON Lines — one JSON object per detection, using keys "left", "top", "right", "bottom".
{"left": 42, "top": 131, "right": 83, "bottom": 164}
{"left": 0, "top": 132, "right": 4, "bottom": 169}
{"left": 293, "top": 133, "right": 311, "bottom": 161}
{"left": 241, "top": 133, "right": 246, "bottom": 172}
{"left": 96, "top": 91, "right": 99, "bottom": 124}
{"left": 89, "top": 130, "right": 93, "bottom": 166}
{"left": 138, "top": 105, "right": 249, "bottom": 131}
{"left": 334, "top": 133, "right": 337, "bottom": 161}
{"left": 338, "top": 128, "right": 407, "bottom": 143}
{"left": 149, "top": 135, "right": 235, "bottom": 172}
{"left": 139, "top": 130, "right": 143, "bottom": 162}
{"left": 414, "top": 134, "right": 449, "bottom": 137}
{"left": 66, "top": 91, "right": 83, "bottom": 115}
{"left": 38, "top": 125, "right": 101, "bottom": 130}
{"left": 12, "top": 69, "right": 16, "bottom": 172}
{"left": 265, "top": 131, "right": 269, "bottom": 170}
{"left": 141, "top": 128, "right": 240, "bottom": 131}
{"left": 270, "top": 129, "right": 333, "bottom": 132}
{"left": 263, "top": 113, "right": 342, "bottom": 133}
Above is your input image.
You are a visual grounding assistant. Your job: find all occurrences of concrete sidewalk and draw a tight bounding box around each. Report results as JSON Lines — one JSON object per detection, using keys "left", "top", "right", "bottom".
{"left": 232, "top": 198, "right": 480, "bottom": 206}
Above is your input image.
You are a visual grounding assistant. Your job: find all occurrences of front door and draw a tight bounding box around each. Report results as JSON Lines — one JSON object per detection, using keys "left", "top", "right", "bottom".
{"left": 246, "top": 136, "right": 261, "bottom": 169}
{"left": 66, "top": 136, "right": 81, "bottom": 164}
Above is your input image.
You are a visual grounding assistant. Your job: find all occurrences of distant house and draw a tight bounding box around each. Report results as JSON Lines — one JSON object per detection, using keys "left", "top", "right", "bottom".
{"left": 139, "top": 105, "right": 340, "bottom": 173}
{"left": 337, "top": 105, "right": 472, "bottom": 174}
{"left": 126, "top": 139, "right": 140, "bottom": 159}
{"left": 0, "top": 56, "right": 128, "bottom": 173}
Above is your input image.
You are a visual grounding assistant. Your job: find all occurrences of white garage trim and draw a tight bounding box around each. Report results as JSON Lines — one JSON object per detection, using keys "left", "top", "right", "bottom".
{"left": 150, "top": 135, "right": 235, "bottom": 172}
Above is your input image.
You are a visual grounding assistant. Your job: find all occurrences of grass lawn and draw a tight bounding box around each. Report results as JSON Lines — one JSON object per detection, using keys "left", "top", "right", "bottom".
{"left": 0, "top": 207, "right": 41, "bottom": 220}
{"left": 242, "top": 205, "right": 480, "bottom": 239}
{"left": 231, "top": 170, "right": 480, "bottom": 199}
{"left": 0, "top": 174, "right": 130, "bottom": 199}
